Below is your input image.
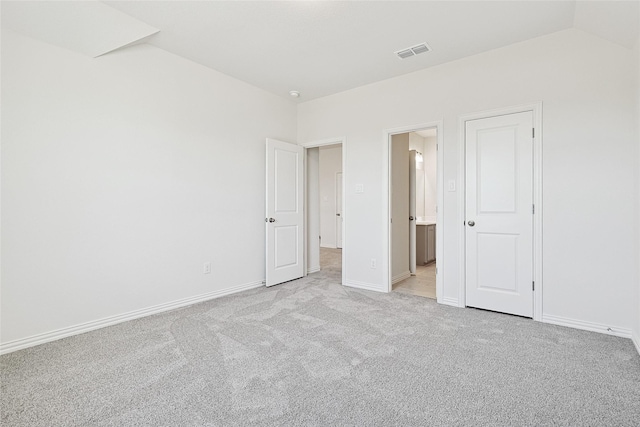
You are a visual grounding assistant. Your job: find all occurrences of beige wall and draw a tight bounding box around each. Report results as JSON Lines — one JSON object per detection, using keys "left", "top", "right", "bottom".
{"left": 423, "top": 136, "right": 437, "bottom": 222}
{"left": 319, "top": 145, "right": 342, "bottom": 248}
{"left": 391, "top": 134, "right": 410, "bottom": 282}
{"left": 307, "top": 147, "right": 320, "bottom": 272}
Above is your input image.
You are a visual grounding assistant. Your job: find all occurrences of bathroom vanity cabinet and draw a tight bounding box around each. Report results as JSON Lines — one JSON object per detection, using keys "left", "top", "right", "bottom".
{"left": 416, "top": 222, "right": 436, "bottom": 265}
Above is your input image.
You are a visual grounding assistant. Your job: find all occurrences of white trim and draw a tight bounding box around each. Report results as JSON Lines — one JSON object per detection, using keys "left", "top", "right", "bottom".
{"left": 392, "top": 271, "right": 412, "bottom": 285}
{"left": 0, "top": 280, "right": 264, "bottom": 355}
{"left": 344, "top": 280, "right": 386, "bottom": 293}
{"left": 382, "top": 121, "right": 444, "bottom": 301}
{"left": 632, "top": 331, "right": 640, "bottom": 356}
{"left": 303, "top": 144, "right": 308, "bottom": 276}
{"left": 458, "top": 102, "right": 543, "bottom": 319}
{"left": 440, "top": 297, "right": 460, "bottom": 307}
{"left": 300, "top": 137, "right": 346, "bottom": 148}
{"left": 532, "top": 104, "right": 543, "bottom": 321}
{"left": 320, "top": 244, "right": 338, "bottom": 249}
{"left": 307, "top": 266, "right": 320, "bottom": 274}
{"left": 435, "top": 128, "right": 444, "bottom": 303}
{"left": 335, "top": 171, "right": 343, "bottom": 249}
{"left": 301, "top": 137, "right": 346, "bottom": 286}
{"left": 542, "top": 314, "right": 632, "bottom": 339}
{"left": 457, "top": 119, "right": 466, "bottom": 308}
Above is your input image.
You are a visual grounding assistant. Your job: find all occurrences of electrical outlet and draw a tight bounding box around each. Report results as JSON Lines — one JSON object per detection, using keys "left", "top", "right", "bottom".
{"left": 370, "top": 258, "right": 376, "bottom": 269}
{"left": 203, "top": 262, "right": 211, "bottom": 274}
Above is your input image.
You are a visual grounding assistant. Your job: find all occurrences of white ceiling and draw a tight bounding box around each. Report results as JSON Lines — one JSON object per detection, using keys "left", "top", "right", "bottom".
{"left": 574, "top": 0, "right": 640, "bottom": 49}
{"left": 3, "top": 1, "right": 638, "bottom": 102}
{"left": 1, "top": 0, "right": 158, "bottom": 58}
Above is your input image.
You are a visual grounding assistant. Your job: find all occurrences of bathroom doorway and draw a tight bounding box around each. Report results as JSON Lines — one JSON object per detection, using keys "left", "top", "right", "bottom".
{"left": 388, "top": 126, "right": 440, "bottom": 300}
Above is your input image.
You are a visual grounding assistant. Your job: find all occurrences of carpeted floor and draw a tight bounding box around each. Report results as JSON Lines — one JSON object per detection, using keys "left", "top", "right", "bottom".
{"left": 2, "top": 261, "right": 639, "bottom": 426}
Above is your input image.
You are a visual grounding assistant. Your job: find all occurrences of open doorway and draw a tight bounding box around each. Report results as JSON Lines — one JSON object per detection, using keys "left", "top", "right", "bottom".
{"left": 387, "top": 124, "right": 442, "bottom": 300}
{"left": 305, "top": 140, "right": 345, "bottom": 284}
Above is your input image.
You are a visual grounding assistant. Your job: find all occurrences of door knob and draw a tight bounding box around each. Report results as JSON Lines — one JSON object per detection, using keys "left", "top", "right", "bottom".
{"left": 269, "top": 218, "right": 276, "bottom": 223}
{"left": 409, "top": 216, "right": 414, "bottom": 221}
{"left": 468, "top": 220, "right": 475, "bottom": 227}
{"left": 336, "top": 213, "right": 341, "bottom": 217}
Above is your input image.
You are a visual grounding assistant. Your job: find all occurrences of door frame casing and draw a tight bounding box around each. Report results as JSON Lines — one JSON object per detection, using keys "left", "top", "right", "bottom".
{"left": 300, "top": 137, "right": 346, "bottom": 286}
{"left": 458, "top": 102, "right": 543, "bottom": 321}
{"left": 335, "top": 171, "right": 343, "bottom": 249}
{"left": 383, "top": 121, "right": 444, "bottom": 301}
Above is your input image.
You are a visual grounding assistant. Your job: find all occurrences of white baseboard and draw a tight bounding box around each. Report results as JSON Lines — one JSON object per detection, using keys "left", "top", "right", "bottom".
{"left": 542, "top": 314, "right": 632, "bottom": 339}
{"left": 632, "top": 331, "right": 640, "bottom": 357}
{"left": 392, "top": 271, "right": 411, "bottom": 285}
{"left": 439, "top": 296, "right": 462, "bottom": 307}
{"left": 0, "top": 280, "right": 264, "bottom": 355}
{"left": 344, "top": 280, "right": 386, "bottom": 293}
{"left": 307, "top": 266, "right": 320, "bottom": 274}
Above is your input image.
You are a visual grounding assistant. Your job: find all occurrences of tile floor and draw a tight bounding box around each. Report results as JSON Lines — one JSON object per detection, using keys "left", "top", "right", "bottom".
{"left": 320, "top": 247, "right": 342, "bottom": 269}
{"left": 318, "top": 247, "right": 435, "bottom": 300}
{"left": 318, "top": 247, "right": 342, "bottom": 283}
{"left": 393, "top": 262, "right": 436, "bottom": 299}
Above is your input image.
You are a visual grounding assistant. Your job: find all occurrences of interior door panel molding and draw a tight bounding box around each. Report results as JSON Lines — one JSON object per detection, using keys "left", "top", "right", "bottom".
{"left": 266, "top": 138, "right": 304, "bottom": 287}
{"left": 458, "top": 102, "right": 543, "bottom": 321}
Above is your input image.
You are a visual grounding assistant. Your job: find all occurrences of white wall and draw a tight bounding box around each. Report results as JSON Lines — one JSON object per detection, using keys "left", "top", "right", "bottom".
{"left": 391, "top": 134, "right": 410, "bottom": 282}
{"left": 1, "top": 30, "right": 297, "bottom": 347}
{"left": 408, "top": 133, "right": 425, "bottom": 153}
{"left": 298, "top": 29, "right": 638, "bottom": 334}
{"left": 319, "top": 144, "right": 342, "bottom": 248}
{"left": 306, "top": 148, "right": 320, "bottom": 272}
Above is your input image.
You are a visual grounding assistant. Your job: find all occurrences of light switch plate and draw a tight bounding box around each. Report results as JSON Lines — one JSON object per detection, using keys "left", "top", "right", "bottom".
{"left": 355, "top": 184, "right": 364, "bottom": 193}
{"left": 447, "top": 180, "right": 456, "bottom": 192}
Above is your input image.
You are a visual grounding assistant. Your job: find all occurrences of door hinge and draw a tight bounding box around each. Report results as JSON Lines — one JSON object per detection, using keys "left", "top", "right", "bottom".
{"left": 532, "top": 128, "right": 535, "bottom": 138}
{"left": 532, "top": 281, "right": 535, "bottom": 291}
{"left": 532, "top": 204, "right": 535, "bottom": 214}
{"left": 436, "top": 144, "right": 438, "bottom": 150}
{"left": 435, "top": 267, "right": 438, "bottom": 275}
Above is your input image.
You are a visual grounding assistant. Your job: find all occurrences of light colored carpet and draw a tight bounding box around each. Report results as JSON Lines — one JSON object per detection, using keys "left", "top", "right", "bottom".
{"left": 2, "top": 263, "right": 639, "bottom": 426}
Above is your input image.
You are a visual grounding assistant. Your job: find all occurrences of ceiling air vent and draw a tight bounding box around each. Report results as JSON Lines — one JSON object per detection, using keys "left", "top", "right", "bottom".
{"left": 396, "top": 49, "right": 415, "bottom": 59}
{"left": 411, "top": 43, "right": 430, "bottom": 55}
{"left": 395, "top": 42, "right": 431, "bottom": 59}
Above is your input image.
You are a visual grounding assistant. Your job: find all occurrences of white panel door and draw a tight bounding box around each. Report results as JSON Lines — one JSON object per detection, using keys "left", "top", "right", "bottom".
{"left": 336, "top": 172, "right": 343, "bottom": 249}
{"left": 465, "top": 111, "right": 533, "bottom": 317}
{"left": 409, "top": 150, "right": 417, "bottom": 275}
{"left": 266, "top": 138, "right": 304, "bottom": 287}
